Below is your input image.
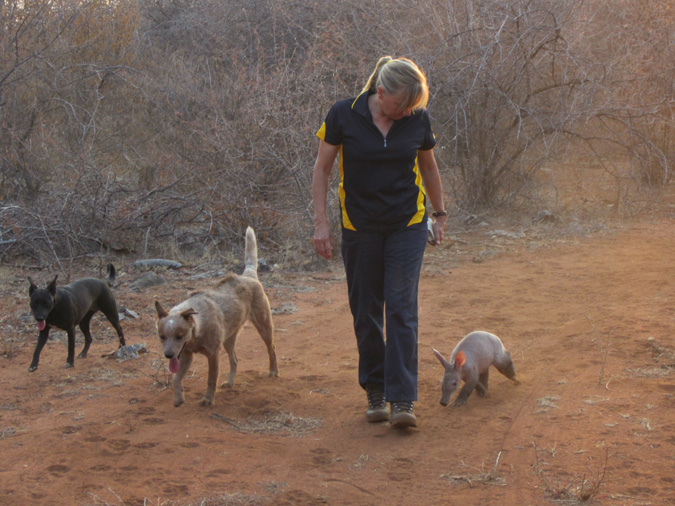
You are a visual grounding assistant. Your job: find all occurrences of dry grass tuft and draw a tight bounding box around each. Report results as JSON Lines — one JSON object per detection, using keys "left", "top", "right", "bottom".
{"left": 644, "top": 337, "right": 675, "bottom": 361}
{"left": 626, "top": 366, "right": 673, "bottom": 378}
{"left": 212, "top": 411, "right": 322, "bottom": 437}
{"left": 585, "top": 316, "right": 612, "bottom": 386}
{"left": 0, "top": 426, "right": 18, "bottom": 439}
{"left": 0, "top": 313, "right": 20, "bottom": 359}
{"left": 441, "top": 451, "right": 507, "bottom": 487}
{"left": 148, "top": 357, "right": 173, "bottom": 390}
{"left": 177, "top": 493, "right": 270, "bottom": 506}
{"left": 531, "top": 443, "right": 609, "bottom": 504}
{"left": 536, "top": 395, "right": 561, "bottom": 413}
{"left": 626, "top": 337, "right": 675, "bottom": 378}
{"left": 87, "top": 490, "right": 270, "bottom": 506}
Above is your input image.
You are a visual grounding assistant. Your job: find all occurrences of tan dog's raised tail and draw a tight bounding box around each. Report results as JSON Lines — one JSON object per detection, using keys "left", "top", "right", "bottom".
{"left": 155, "top": 226, "right": 278, "bottom": 407}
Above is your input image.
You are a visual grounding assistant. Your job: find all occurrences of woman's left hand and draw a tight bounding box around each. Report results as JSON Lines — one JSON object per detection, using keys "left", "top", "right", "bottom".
{"left": 431, "top": 215, "right": 446, "bottom": 245}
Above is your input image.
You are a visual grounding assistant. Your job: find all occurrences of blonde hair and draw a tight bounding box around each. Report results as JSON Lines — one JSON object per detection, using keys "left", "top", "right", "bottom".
{"left": 362, "top": 56, "right": 429, "bottom": 111}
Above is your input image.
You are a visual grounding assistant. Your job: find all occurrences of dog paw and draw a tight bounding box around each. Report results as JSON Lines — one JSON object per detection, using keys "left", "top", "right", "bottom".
{"left": 451, "top": 399, "right": 467, "bottom": 407}
{"left": 220, "top": 381, "right": 234, "bottom": 389}
{"left": 269, "top": 370, "right": 279, "bottom": 378}
{"left": 77, "top": 352, "right": 87, "bottom": 359}
{"left": 198, "top": 397, "right": 214, "bottom": 407}
{"left": 28, "top": 365, "right": 38, "bottom": 372}
{"left": 173, "top": 399, "right": 184, "bottom": 407}
{"left": 65, "top": 362, "right": 74, "bottom": 368}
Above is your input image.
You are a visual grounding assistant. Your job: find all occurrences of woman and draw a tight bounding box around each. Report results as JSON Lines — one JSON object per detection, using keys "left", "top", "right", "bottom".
{"left": 312, "top": 56, "right": 446, "bottom": 428}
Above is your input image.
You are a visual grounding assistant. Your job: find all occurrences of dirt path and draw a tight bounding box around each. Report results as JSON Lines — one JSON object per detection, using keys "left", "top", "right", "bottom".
{"left": 0, "top": 217, "right": 673, "bottom": 505}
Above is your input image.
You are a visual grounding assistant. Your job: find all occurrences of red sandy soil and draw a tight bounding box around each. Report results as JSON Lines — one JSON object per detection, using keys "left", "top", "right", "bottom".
{"left": 0, "top": 210, "right": 673, "bottom": 505}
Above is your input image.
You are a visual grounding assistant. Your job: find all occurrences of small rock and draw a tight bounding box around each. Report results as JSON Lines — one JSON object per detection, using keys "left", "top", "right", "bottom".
{"left": 128, "top": 272, "right": 166, "bottom": 292}
{"left": 533, "top": 210, "right": 559, "bottom": 224}
{"left": 108, "top": 343, "right": 148, "bottom": 362}
{"left": 272, "top": 302, "right": 297, "bottom": 315}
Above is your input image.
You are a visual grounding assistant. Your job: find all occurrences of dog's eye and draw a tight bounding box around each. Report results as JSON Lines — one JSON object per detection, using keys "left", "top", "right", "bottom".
{"left": 176, "top": 334, "right": 184, "bottom": 340}
{"left": 159, "top": 335, "right": 166, "bottom": 341}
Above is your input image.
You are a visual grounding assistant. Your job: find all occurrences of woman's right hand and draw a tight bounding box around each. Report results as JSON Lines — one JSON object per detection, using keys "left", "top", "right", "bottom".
{"left": 313, "top": 222, "right": 333, "bottom": 259}
{"left": 311, "top": 140, "right": 340, "bottom": 260}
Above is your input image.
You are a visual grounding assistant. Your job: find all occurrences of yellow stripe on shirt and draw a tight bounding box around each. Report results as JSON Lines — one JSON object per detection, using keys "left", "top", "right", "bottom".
{"left": 407, "top": 154, "right": 427, "bottom": 226}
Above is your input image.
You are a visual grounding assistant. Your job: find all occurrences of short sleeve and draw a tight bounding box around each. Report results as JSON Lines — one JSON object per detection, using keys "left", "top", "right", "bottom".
{"left": 420, "top": 110, "right": 436, "bottom": 151}
{"left": 316, "top": 102, "right": 343, "bottom": 146}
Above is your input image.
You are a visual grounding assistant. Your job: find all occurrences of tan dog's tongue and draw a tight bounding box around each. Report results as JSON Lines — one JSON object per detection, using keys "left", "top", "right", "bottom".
{"left": 169, "top": 357, "right": 180, "bottom": 373}
{"left": 36, "top": 321, "right": 46, "bottom": 331}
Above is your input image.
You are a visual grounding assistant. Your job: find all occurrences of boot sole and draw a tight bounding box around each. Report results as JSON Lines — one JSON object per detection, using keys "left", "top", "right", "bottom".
{"left": 366, "top": 406, "right": 390, "bottom": 423}
{"left": 390, "top": 412, "right": 418, "bottom": 428}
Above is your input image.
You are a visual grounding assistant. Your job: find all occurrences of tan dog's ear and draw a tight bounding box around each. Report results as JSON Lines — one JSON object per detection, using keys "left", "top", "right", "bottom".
{"left": 180, "top": 308, "right": 198, "bottom": 320}
{"left": 155, "top": 301, "right": 169, "bottom": 318}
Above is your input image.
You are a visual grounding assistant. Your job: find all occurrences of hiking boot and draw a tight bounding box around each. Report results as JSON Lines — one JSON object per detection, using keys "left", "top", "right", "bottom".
{"left": 390, "top": 401, "right": 418, "bottom": 428}
{"left": 365, "top": 385, "right": 390, "bottom": 423}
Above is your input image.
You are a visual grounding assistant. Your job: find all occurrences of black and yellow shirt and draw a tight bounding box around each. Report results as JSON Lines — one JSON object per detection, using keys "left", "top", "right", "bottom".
{"left": 317, "top": 90, "right": 437, "bottom": 232}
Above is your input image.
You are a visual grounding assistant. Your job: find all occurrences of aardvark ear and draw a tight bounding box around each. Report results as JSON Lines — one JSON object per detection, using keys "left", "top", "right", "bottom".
{"left": 155, "top": 301, "right": 169, "bottom": 319}
{"left": 455, "top": 351, "right": 467, "bottom": 370}
{"left": 433, "top": 348, "right": 450, "bottom": 369}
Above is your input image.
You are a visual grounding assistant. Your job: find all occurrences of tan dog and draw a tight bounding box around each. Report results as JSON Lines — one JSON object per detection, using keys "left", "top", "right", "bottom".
{"left": 154, "top": 226, "right": 278, "bottom": 407}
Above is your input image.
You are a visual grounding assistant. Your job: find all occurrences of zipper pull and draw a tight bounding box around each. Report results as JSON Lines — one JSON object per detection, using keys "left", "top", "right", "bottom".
{"left": 384, "top": 138, "right": 387, "bottom": 148}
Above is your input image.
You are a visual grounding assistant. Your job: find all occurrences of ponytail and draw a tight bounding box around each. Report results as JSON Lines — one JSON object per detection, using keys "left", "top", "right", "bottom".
{"left": 361, "top": 56, "right": 394, "bottom": 94}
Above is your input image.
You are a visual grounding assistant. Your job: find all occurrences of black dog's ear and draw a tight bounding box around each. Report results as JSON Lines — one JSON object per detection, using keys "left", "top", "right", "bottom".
{"left": 28, "top": 277, "right": 38, "bottom": 296}
{"left": 47, "top": 275, "right": 58, "bottom": 295}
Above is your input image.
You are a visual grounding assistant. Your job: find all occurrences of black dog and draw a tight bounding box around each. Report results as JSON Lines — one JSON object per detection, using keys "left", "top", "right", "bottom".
{"left": 27, "top": 264, "right": 126, "bottom": 372}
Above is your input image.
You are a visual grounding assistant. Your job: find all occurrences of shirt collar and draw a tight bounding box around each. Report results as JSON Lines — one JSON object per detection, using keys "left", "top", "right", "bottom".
{"left": 351, "top": 90, "right": 374, "bottom": 119}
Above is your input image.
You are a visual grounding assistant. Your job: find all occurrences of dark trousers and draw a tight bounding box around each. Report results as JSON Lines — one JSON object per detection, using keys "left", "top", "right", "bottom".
{"left": 341, "top": 222, "right": 428, "bottom": 402}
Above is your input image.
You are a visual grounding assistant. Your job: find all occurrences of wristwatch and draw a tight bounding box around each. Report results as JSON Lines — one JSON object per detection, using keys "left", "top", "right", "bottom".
{"left": 431, "top": 210, "right": 447, "bottom": 217}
